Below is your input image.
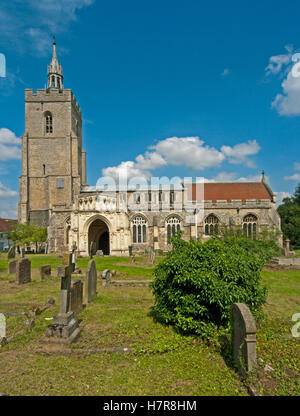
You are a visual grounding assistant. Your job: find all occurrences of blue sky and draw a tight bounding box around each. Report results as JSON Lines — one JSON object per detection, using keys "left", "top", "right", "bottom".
{"left": 0, "top": 0, "right": 300, "bottom": 218}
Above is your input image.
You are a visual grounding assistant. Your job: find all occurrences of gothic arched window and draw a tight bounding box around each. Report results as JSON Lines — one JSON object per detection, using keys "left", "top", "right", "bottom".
{"left": 65, "top": 217, "right": 71, "bottom": 246}
{"left": 132, "top": 216, "right": 147, "bottom": 243}
{"left": 166, "top": 216, "right": 181, "bottom": 240}
{"left": 204, "top": 214, "right": 219, "bottom": 235}
{"left": 45, "top": 112, "right": 53, "bottom": 134}
{"left": 243, "top": 214, "right": 257, "bottom": 238}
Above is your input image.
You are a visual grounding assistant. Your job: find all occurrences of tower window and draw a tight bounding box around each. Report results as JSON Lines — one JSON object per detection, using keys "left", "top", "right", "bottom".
{"left": 43, "top": 164, "right": 46, "bottom": 175}
{"left": 56, "top": 178, "right": 64, "bottom": 189}
{"left": 45, "top": 112, "right": 53, "bottom": 133}
{"left": 51, "top": 76, "right": 55, "bottom": 88}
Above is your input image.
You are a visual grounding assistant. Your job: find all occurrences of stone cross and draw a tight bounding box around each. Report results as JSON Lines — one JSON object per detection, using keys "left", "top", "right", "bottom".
{"left": 57, "top": 264, "right": 72, "bottom": 314}
{"left": 231, "top": 303, "right": 257, "bottom": 375}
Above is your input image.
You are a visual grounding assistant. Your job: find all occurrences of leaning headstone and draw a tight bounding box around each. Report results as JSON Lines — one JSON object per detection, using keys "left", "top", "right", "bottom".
{"left": 8, "top": 260, "right": 17, "bottom": 275}
{"left": 42, "top": 264, "right": 81, "bottom": 344}
{"left": 101, "top": 269, "right": 111, "bottom": 286}
{"left": 149, "top": 249, "right": 155, "bottom": 264}
{"left": 7, "top": 246, "right": 15, "bottom": 260}
{"left": 85, "top": 260, "right": 97, "bottom": 303}
{"left": 40, "top": 265, "right": 51, "bottom": 281}
{"left": 16, "top": 258, "right": 31, "bottom": 285}
{"left": 231, "top": 303, "right": 257, "bottom": 375}
{"left": 96, "top": 250, "right": 104, "bottom": 257}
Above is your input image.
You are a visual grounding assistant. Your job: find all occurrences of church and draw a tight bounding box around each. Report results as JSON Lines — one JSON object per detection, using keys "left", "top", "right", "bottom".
{"left": 18, "top": 39, "right": 282, "bottom": 256}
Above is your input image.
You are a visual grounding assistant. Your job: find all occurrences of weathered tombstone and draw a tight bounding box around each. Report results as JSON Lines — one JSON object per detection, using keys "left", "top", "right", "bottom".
{"left": 8, "top": 260, "right": 17, "bottom": 275}
{"left": 231, "top": 303, "right": 257, "bottom": 375}
{"left": 40, "top": 265, "right": 51, "bottom": 281}
{"left": 43, "top": 264, "right": 81, "bottom": 344}
{"left": 71, "top": 242, "right": 77, "bottom": 272}
{"left": 7, "top": 246, "right": 15, "bottom": 260}
{"left": 89, "top": 241, "right": 96, "bottom": 258}
{"left": 70, "top": 279, "right": 83, "bottom": 314}
{"left": 101, "top": 269, "right": 111, "bottom": 286}
{"left": 96, "top": 250, "right": 104, "bottom": 257}
{"left": 285, "top": 239, "right": 290, "bottom": 256}
{"left": 85, "top": 260, "right": 97, "bottom": 303}
{"left": 130, "top": 256, "right": 135, "bottom": 264}
{"left": 16, "top": 258, "right": 31, "bottom": 285}
{"left": 0, "top": 313, "right": 6, "bottom": 344}
{"left": 128, "top": 245, "right": 133, "bottom": 256}
{"left": 21, "top": 248, "right": 25, "bottom": 258}
{"left": 149, "top": 248, "right": 155, "bottom": 264}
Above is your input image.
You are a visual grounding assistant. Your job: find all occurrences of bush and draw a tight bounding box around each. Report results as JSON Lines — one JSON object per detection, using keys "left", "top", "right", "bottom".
{"left": 151, "top": 236, "right": 267, "bottom": 339}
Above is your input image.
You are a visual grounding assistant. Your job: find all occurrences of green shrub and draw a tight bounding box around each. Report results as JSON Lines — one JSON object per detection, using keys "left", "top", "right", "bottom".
{"left": 151, "top": 236, "right": 267, "bottom": 339}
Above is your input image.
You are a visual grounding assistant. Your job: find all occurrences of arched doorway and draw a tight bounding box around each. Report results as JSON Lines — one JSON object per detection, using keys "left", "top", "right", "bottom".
{"left": 88, "top": 218, "right": 110, "bottom": 255}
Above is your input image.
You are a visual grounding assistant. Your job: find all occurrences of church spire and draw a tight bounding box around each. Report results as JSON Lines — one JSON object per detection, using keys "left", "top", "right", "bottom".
{"left": 47, "top": 35, "right": 63, "bottom": 89}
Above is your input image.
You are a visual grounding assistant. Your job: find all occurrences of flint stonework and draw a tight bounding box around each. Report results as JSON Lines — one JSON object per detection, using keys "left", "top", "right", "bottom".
{"left": 40, "top": 265, "right": 51, "bottom": 280}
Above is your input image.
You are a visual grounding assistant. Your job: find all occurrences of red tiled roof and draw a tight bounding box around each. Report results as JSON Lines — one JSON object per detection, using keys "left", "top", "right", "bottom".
{"left": 0, "top": 218, "right": 18, "bottom": 232}
{"left": 187, "top": 182, "right": 273, "bottom": 203}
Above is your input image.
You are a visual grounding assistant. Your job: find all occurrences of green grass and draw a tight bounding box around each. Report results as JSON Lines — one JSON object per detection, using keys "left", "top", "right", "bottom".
{"left": 0, "top": 255, "right": 299, "bottom": 396}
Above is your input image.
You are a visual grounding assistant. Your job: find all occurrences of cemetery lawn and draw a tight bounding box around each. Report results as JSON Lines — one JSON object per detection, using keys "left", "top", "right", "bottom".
{"left": 0, "top": 254, "right": 299, "bottom": 396}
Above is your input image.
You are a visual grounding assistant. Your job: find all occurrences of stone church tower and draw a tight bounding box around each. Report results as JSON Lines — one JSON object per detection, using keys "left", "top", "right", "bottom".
{"left": 18, "top": 37, "right": 86, "bottom": 250}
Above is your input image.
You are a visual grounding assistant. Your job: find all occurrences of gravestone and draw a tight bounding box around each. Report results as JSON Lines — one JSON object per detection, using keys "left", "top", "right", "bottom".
{"left": 40, "top": 265, "right": 51, "bottom": 281}
{"left": 70, "top": 279, "right": 83, "bottom": 314}
{"left": 43, "top": 264, "right": 81, "bottom": 344}
{"left": 149, "top": 249, "right": 155, "bottom": 264}
{"left": 85, "top": 260, "right": 97, "bottom": 303}
{"left": 231, "top": 303, "right": 257, "bottom": 375}
{"left": 90, "top": 241, "right": 96, "bottom": 258}
{"left": 8, "top": 260, "right": 17, "bottom": 275}
{"left": 71, "top": 242, "right": 77, "bottom": 272}
{"left": 101, "top": 269, "right": 111, "bottom": 286}
{"left": 96, "top": 250, "right": 104, "bottom": 257}
{"left": 285, "top": 239, "right": 290, "bottom": 256}
{"left": 16, "top": 258, "right": 31, "bottom": 285}
{"left": 21, "top": 248, "right": 25, "bottom": 258}
{"left": 7, "top": 246, "right": 15, "bottom": 260}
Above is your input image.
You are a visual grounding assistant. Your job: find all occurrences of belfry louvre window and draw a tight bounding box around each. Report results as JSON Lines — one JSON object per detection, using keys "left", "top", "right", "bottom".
{"left": 204, "top": 214, "right": 219, "bottom": 235}
{"left": 243, "top": 214, "right": 257, "bottom": 238}
{"left": 45, "top": 113, "right": 53, "bottom": 133}
{"left": 132, "top": 216, "right": 147, "bottom": 243}
{"left": 167, "top": 216, "right": 181, "bottom": 240}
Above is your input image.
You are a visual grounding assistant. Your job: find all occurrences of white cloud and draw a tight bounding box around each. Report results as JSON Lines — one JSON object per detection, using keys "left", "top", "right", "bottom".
{"left": 265, "top": 46, "right": 293, "bottom": 76}
{"left": 0, "top": 128, "right": 21, "bottom": 161}
{"left": 266, "top": 46, "right": 300, "bottom": 116}
{"left": 221, "top": 140, "right": 260, "bottom": 167}
{"left": 274, "top": 191, "right": 292, "bottom": 206}
{"left": 210, "top": 172, "right": 237, "bottom": 182}
{"left": 237, "top": 174, "right": 267, "bottom": 182}
{"left": 221, "top": 68, "right": 230, "bottom": 77}
{"left": 294, "top": 162, "right": 300, "bottom": 170}
{"left": 284, "top": 173, "right": 300, "bottom": 181}
{"left": 0, "top": 182, "right": 17, "bottom": 198}
{"left": 100, "top": 136, "right": 261, "bottom": 182}
{"left": 151, "top": 137, "right": 225, "bottom": 170}
{"left": 272, "top": 70, "right": 300, "bottom": 116}
{"left": 0, "top": 1, "right": 94, "bottom": 55}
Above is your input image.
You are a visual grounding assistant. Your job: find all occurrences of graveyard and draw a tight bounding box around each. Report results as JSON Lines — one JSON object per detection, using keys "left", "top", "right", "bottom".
{"left": 0, "top": 250, "right": 299, "bottom": 396}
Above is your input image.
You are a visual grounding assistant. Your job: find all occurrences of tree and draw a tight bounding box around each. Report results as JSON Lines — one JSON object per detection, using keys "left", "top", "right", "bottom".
{"left": 277, "top": 183, "right": 300, "bottom": 249}
{"left": 8, "top": 223, "right": 47, "bottom": 252}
